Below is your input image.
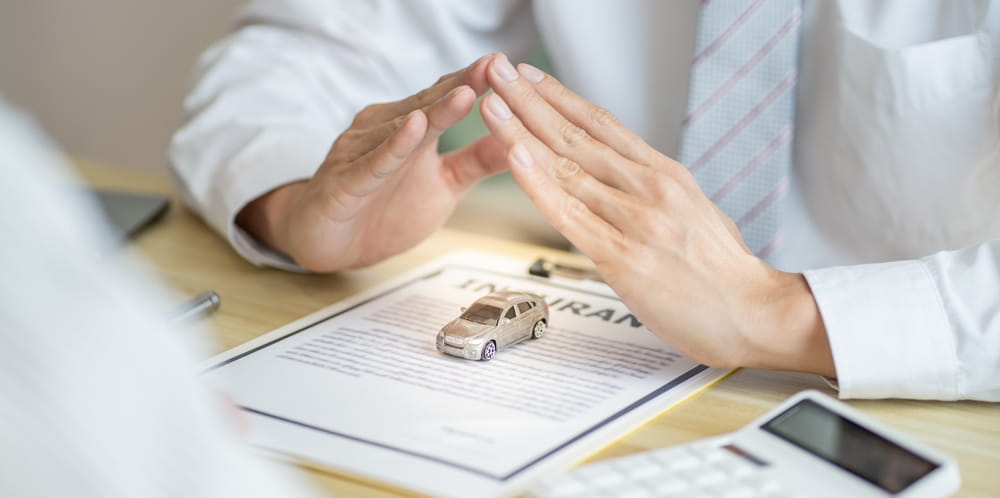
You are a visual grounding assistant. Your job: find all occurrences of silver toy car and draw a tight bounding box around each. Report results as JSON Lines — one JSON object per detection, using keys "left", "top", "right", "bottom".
{"left": 436, "top": 290, "right": 550, "bottom": 361}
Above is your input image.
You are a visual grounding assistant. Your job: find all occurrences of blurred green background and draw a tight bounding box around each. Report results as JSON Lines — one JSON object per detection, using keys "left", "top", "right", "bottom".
{"left": 439, "top": 49, "right": 553, "bottom": 152}
{"left": 439, "top": 49, "right": 569, "bottom": 249}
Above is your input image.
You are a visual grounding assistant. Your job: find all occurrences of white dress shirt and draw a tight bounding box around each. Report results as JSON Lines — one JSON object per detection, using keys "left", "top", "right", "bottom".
{"left": 171, "top": 0, "right": 1000, "bottom": 401}
{"left": 0, "top": 99, "right": 317, "bottom": 498}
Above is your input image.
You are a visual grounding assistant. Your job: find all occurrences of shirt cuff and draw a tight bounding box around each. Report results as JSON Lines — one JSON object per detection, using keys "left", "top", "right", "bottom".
{"left": 804, "top": 260, "right": 959, "bottom": 400}
{"left": 203, "top": 129, "right": 328, "bottom": 271}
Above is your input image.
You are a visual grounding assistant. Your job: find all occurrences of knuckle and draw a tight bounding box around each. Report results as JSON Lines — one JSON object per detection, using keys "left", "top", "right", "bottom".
{"left": 510, "top": 78, "right": 541, "bottom": 102}
{"left": 551, "top": 81, "right": 573, "bottom": 101}
{"left": 555, "top": 196, "right": 588, "bottom": 231}
{"left": 368, "top": 149, "right": 402, "bottom": 177}
{"left": 354, "top": 104, "right": 380, "bottom": 123}
{"left": 590, "top": 106, "right": 618, "bottom": 128}
{"left": 634, "top": 209, "right": 658, "bottom": 233}
{"left": 369, "top": 165, "right": 395, "bottom": 179}
{"left": 628, "top": 167, "right": 656, "bottom": 193}
{"left": 413, "top": 87, "right": 434, "bottom": 105}
{"left": 339, "top": 128, "right": 368, "bottom": 144}
{"left": 651, "top": 176, "right": 684, "bottom": 203}
{"left": 559, "top": 122, "right": 589, "bottom": 148}
{"left": 552, "top": 156, "right": 582, "bottom": 181}
{"left": 597, "top": 235, "right": 627, "bottom": 265}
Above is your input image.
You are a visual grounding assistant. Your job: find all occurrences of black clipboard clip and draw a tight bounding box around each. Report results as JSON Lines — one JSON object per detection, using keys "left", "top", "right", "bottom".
{"left": 528, "top": 257, "right": 604, "bottom": 283}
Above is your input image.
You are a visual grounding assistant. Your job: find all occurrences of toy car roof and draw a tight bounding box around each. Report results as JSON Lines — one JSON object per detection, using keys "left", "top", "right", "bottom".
{"left": 476, "top": 290, "right": 544, "bottom": 306}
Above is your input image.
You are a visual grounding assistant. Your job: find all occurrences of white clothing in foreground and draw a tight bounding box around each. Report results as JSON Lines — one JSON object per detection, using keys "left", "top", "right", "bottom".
{"left": 0, "top": 100, "right": 317, "bottom": 498}
{"left": 170, "top": 0, "right": 1000, "bottom": 400}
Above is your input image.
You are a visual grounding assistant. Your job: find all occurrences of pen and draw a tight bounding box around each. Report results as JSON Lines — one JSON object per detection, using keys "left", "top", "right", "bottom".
{"left": 528, "top": 257, "right": 605, "bottom": 283}
{"left": 167, "top": 290, "right": 221, "bottom": 326}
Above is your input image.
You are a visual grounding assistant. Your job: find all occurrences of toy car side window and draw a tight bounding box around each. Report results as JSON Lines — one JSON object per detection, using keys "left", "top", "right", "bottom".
{"left": 505, "top": 307, "right": 517, "bottom": 320}
{"left": 517, "top": 302, "right": 531, "bottom": 313}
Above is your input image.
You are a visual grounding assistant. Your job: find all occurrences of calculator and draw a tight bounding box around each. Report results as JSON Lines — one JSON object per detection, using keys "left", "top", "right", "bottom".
{"left": 528, "top": 390, "right": 959, "bottom": 498}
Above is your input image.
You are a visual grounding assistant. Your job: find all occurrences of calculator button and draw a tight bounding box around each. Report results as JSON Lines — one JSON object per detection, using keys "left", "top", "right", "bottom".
{"left": 702, "top": 449, "right": 730, "bottom": 464}
{"left": 719, "top": 486, "right": 757, "bottom": 498}
{"left": 612, "top": 487, "right": 654, "bottom": 498}
{"left": 652, "top": 478, "right": 691, "bottom": 495}
{"left": 716, "top": 458, "right": 757, "bottom": 479}
{"left": 755, "top": 478, "right": 784, "bottom": 495}
{"left": 665, "top": 454, "right": 701, "bottom": 471}
{"left": 621, "top": 460, "right": 663, "bottom": 480}
{"left": 692, "top": 469, "right": 728, "bottom": 488}
{"left": 531, "top": 476, "right": 588, "bottom": 497}
{"left": 688, "top": 440, "right": 722, "bottom": 455}
{"left": 650, "top": 447, "right": 690, "bottom": 464}
{"left": 685, "top": 491, "right": 722, "bottom": 498}
{"left": 575, "top": 465, "right": 626, "bottom": 489}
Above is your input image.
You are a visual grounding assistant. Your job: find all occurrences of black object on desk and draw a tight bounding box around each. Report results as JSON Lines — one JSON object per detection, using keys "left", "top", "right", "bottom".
{"left": 93, "top": 188, "right": 169, "bottom": 242}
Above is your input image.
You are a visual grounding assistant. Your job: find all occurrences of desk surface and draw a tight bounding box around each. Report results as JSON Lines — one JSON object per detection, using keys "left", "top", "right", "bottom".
{"left": 78, "top": 162, "right": 1000, "bottom": 497}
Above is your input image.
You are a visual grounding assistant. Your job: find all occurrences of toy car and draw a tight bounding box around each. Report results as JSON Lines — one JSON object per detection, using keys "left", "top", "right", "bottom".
{"left": 436, "top": 291, "right": 549, "bottom": 361}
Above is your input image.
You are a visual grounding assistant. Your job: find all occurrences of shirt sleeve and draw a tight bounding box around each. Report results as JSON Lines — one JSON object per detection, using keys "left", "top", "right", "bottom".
{"left": 0, "top": 98, "right": 319, "bottom": 498}
{"left": 169, "top": 0, "right": 539, "bottom": 269}
{"left": 804, "top": 241, "right": 1000, "bottom": 401}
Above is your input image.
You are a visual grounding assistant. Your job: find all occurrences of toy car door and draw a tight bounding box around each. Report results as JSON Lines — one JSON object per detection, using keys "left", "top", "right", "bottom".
{"left": 500, "top": 305, "right": 519, "bottom": 347}
{"left": 516, "top": 301, "right": 534, "bottom": 340}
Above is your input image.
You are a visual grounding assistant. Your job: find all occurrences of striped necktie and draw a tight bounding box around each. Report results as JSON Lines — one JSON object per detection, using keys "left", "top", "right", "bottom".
{"left": 678, "top": 0, "right": 802, "bottom": 261}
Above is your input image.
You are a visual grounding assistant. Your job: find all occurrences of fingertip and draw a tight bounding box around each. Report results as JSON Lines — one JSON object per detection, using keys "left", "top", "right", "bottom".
{"left": 478, "top": 92, "right": 491, "bottom": 116}
{"left": 404, "top": 109, "right": 428, "bottom": 132}
{"left": 487, "top": 52, "right": 519, "bottom": 83}
{"left": 482, "top": 93, "right": 512, "bottom": 121}
{"left": 446, "top": 85, "right": 476, "bottom": 109}
{"left": 391, "top": 110, "right": 428, "bottom": 157}
{"left": 517, "top": 63, "right": 546, "bottom": 84}
{"left": 466, "top": 54, "right": 495, "bottom": 94}
{"left": 427, "top": 87, "right": 475, "bottom": 133}
{"left": 469, "top": 53, "right": 494, "bottom": 71}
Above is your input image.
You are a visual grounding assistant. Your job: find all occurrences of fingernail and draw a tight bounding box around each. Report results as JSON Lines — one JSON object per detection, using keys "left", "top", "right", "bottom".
{"left": 443, "top": 85, "right": 468, "bottom": 102}
{"left": 511, "top": 144, "right": 534, "bottom": 168}
{"left": 518, "top": 63, "right": 545, "bottom": 83}
{"left": 488, "top": 94, "right": 512, "bottom": 120}
{"left": 493, "top": 54, "right": 518, "bottom": 81}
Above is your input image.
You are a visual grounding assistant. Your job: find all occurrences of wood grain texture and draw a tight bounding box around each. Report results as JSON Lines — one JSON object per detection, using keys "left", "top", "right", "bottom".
{"left": 77, "top": 161, "right": 1000, "bottom": 497}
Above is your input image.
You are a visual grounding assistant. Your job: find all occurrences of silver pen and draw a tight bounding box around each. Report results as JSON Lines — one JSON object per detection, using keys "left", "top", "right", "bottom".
{"left": 528, "top": 257, "right": 604, "bottom": 283}
{"left": 167, "top": 290, "right": 221, "bottom": 326}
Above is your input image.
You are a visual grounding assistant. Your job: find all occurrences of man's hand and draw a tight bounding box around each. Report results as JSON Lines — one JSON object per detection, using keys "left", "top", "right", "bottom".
{"left": 480, "top": 54, "right": 834, "bottom": 376}
{"left": 237, "top": 55, "right": 508, "bottom": 272}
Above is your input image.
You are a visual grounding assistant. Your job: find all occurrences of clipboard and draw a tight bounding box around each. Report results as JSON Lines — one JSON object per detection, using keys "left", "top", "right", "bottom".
{"left": 199, "top": 251, "right": 732, "bottom": 497}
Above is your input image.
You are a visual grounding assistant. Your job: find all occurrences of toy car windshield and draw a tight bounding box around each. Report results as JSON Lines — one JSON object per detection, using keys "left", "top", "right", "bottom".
{"left": 459, "top": 303, "right": 502, "bottom": 326}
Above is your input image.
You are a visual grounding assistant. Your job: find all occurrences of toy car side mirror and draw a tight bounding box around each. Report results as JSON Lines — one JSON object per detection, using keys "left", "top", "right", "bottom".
{"left": 500, "top": 317, "right": 511, "bottom": 325}
{"left": 460, "top": 307, "right": 467, "bottom": 312}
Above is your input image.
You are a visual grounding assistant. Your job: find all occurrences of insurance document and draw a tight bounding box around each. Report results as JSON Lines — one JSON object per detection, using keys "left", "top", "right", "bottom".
{"left": 202, "top": 251, "right": 731, "bottom": 497}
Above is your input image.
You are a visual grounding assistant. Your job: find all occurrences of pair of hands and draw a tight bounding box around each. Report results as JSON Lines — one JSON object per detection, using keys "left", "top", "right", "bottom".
{"left": 238, "top": 53, "right": 834, "bottom": 376}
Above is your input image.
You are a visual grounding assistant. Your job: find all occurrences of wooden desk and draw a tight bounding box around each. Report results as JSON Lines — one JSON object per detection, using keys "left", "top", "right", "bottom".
{"left": 78, "top": 162, "right": 1000, "bottom": 497}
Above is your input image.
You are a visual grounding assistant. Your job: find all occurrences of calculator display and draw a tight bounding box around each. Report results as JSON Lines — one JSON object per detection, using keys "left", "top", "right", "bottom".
{"left": 762, "top": 399, "right": 938, "bottom": 493}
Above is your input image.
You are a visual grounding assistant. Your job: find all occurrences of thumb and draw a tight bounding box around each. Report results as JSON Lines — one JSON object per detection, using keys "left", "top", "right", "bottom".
{"left": 442, "top": 134, "right": 510, "bottom": 192}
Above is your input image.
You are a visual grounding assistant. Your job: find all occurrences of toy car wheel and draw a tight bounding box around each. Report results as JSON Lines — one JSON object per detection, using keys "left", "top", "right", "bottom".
{"left": 481, "top": 340, "right": 497, "bottom": 361}
{"left": 531, "top": 320, "right": 546, "bottom": 339}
